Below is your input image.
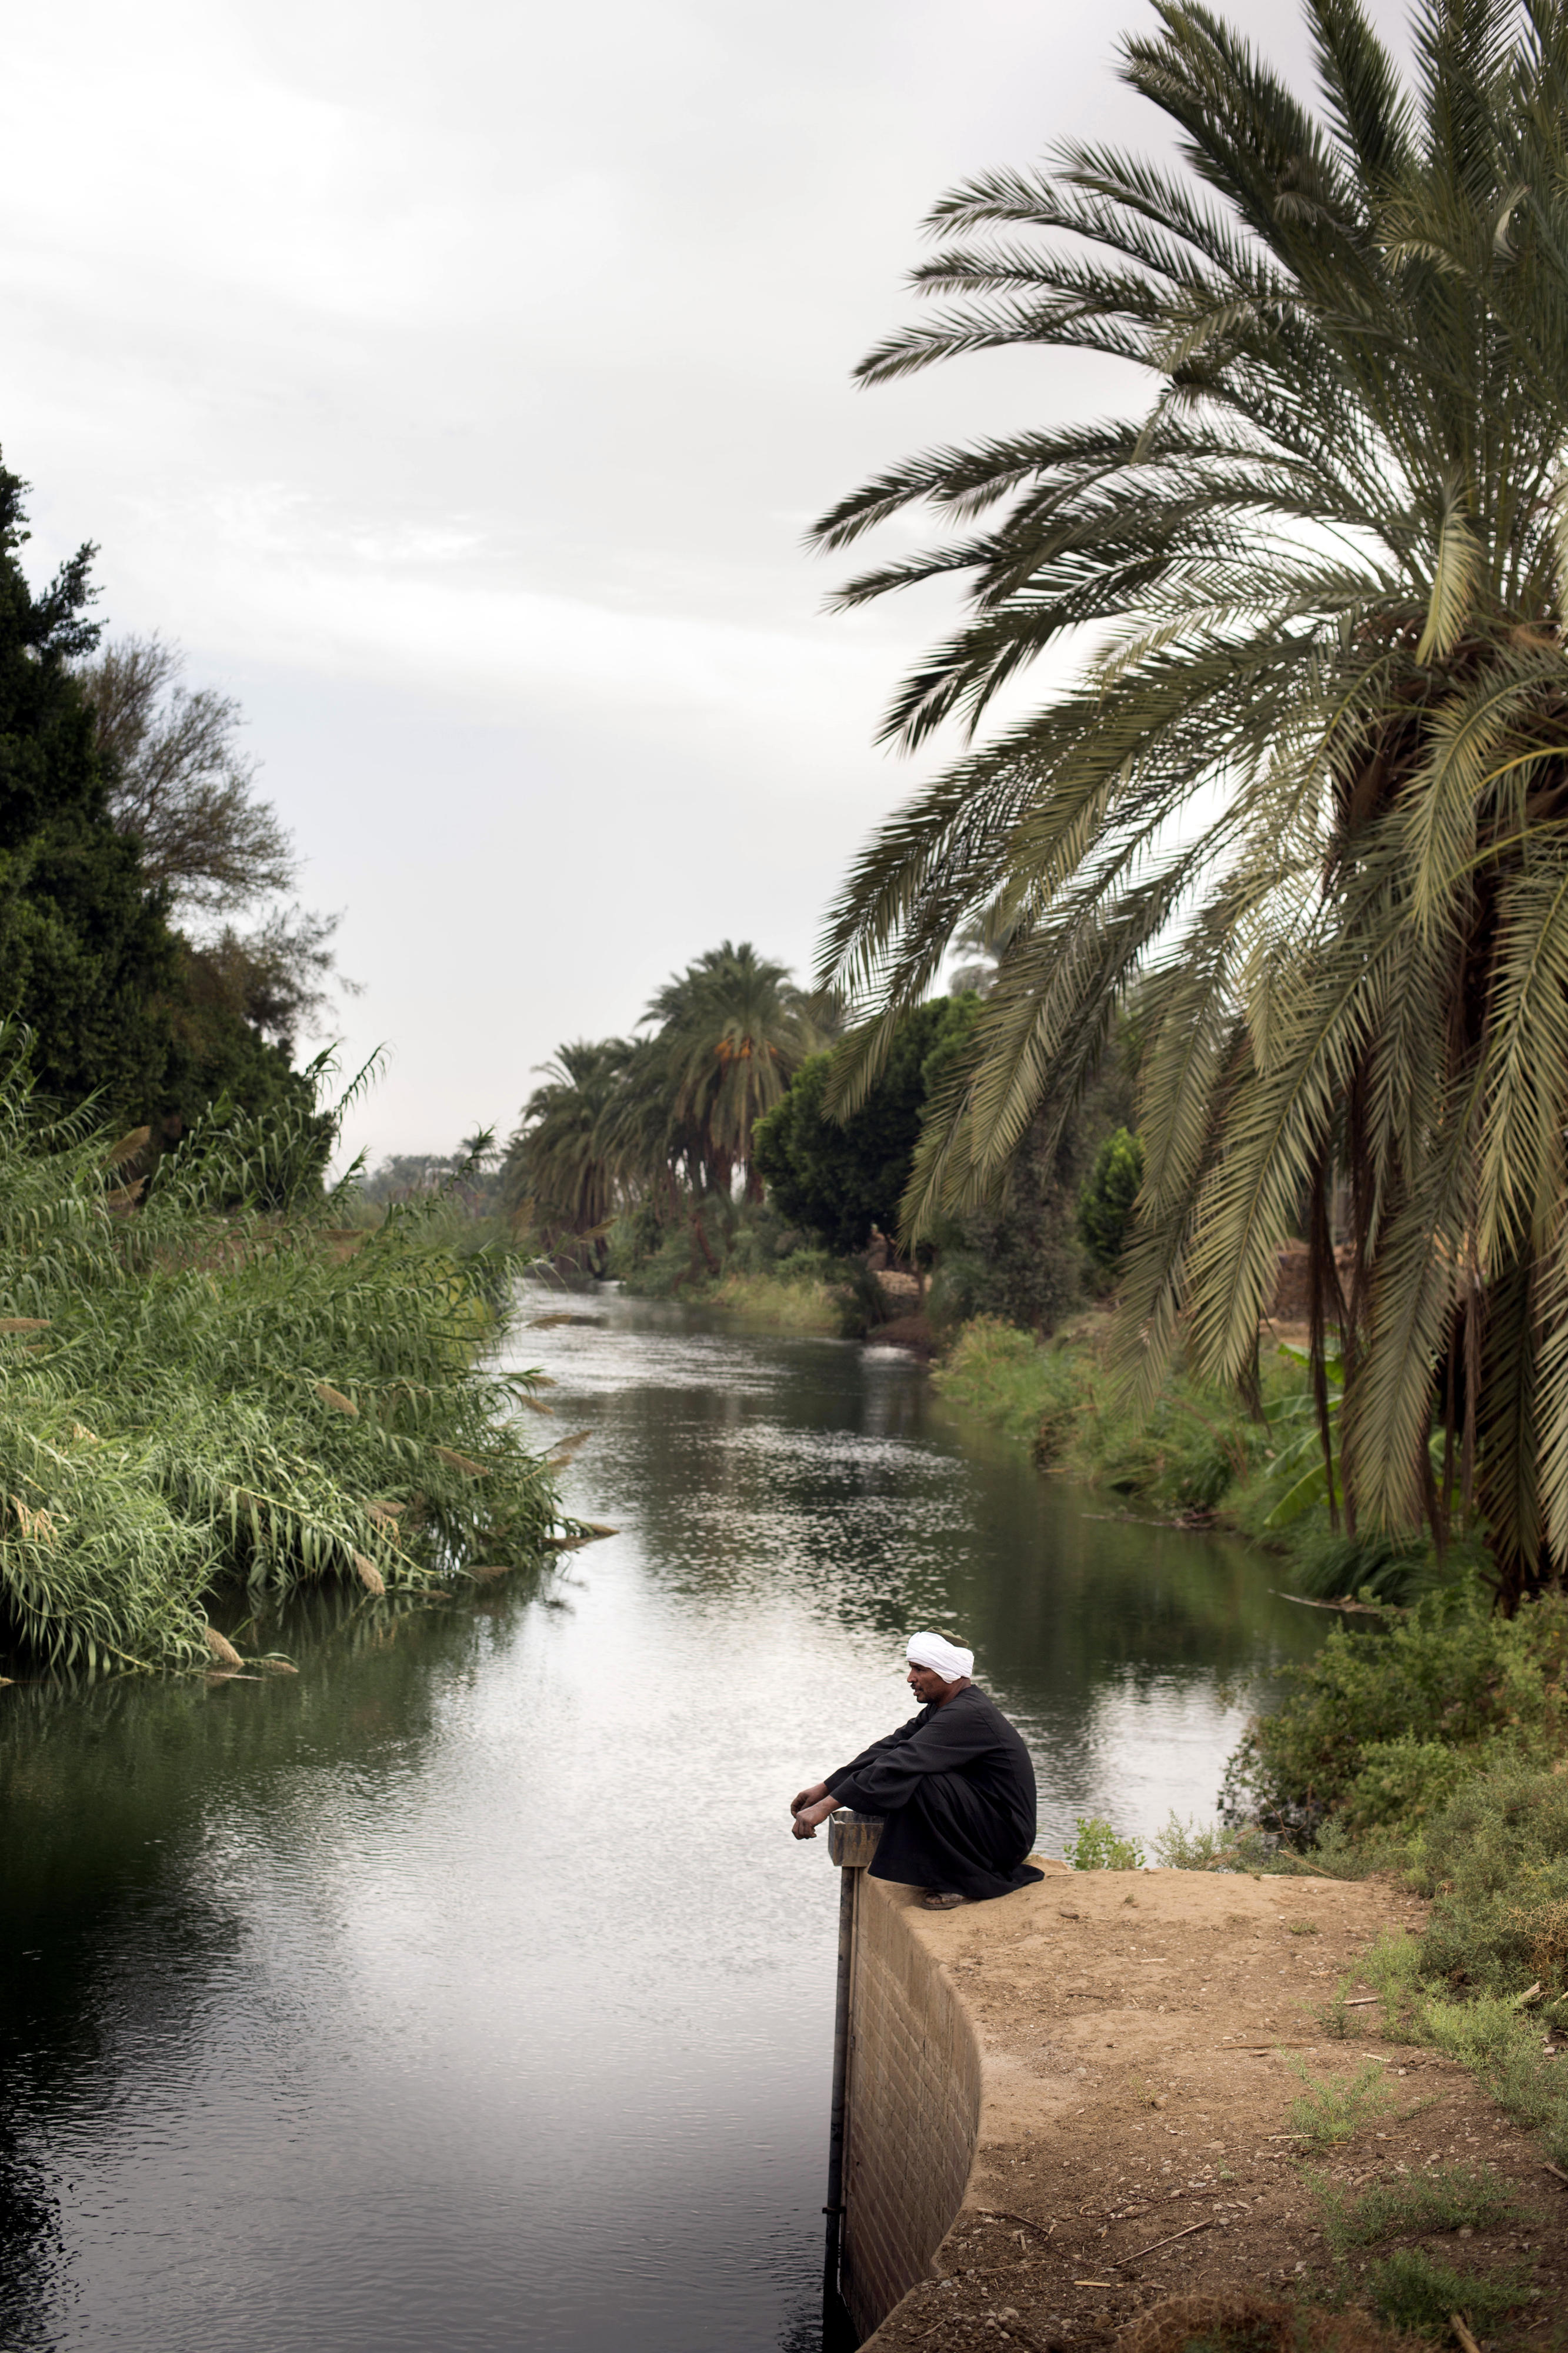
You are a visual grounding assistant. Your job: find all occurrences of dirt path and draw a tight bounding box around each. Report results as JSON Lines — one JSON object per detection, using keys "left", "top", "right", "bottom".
{"left": 862, "top": 1864, "right": 1564, "bottom": 2349}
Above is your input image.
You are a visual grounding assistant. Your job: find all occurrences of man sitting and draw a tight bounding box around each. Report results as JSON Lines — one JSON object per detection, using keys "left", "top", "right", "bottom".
{"left": 790, "top": 1632, "right": 1045, "bottom": 1909}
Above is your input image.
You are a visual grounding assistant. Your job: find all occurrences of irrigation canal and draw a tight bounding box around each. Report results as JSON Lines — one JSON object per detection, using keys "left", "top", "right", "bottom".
{"left": 1, "top": 1286, "right": 1322, "bottom": 2352}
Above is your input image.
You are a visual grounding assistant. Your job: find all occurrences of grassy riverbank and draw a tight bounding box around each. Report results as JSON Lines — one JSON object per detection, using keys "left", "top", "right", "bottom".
{"left": 613, "top": 1208, "right": 862, "bottom": 1334}
{"left": 1082, "top": 1515, "right": 1568, "bottom": 2208}
{"left": 0, "top": 1058, "right": 575, "bottom": 1677}
{"left": 933, "top": 1312, "right": 1288, "bottom": 1520}
{"left": 699, "top": 1267, "right": 842, "bottom": 1330}
{"left": 1220, "top": 1591, "right": 1568, "bottom": 2284}
{"left": 1060, "top": 1590, "right": 1568, "bottom": 2340}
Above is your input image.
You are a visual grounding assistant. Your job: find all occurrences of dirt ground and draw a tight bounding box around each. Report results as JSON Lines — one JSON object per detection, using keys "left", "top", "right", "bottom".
{"left": 861, "top": 1864, "right": 1566, "bottom": 2351}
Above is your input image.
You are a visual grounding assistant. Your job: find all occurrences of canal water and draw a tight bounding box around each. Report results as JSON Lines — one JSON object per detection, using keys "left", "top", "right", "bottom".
{"left": 1, "top": 1289, "right": 1320, "bottom": 2353}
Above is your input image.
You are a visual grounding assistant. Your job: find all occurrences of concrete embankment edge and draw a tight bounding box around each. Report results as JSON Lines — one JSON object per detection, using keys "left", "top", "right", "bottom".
{"left": 839, "top": 1864, "right": 1511, "bottom": 2349}
{"left": 839, "top": 1875, "right": 988, "bottom": 2343}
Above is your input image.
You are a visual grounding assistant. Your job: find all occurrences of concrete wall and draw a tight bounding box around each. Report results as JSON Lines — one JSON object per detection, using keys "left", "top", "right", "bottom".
{"left": 839, "top": 1877, "right": 982, "bottom": 2341}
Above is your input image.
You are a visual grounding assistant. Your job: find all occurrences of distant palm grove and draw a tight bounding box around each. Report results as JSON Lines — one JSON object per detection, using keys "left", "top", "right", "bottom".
{"left": 498, "top": 931, "right": 1133, "bottom": 1329}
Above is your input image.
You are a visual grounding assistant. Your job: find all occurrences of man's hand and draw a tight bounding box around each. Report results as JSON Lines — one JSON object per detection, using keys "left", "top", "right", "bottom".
{"left": 791, "top": 1795, "right": 839, "bottom": 1840}
{"left": 790, "top": 1781, "right": 830, "bottom": 1817}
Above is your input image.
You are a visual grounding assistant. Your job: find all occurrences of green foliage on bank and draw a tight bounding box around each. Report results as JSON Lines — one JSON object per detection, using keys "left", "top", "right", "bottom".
{"left": 0, "top": 1046, "right": 571, "bottom": 1676}
{"left": 699, "top": 1265, "right": 845, "bottom": 1332}
{"left": 933, "top": 1314, "right": 1275, "bottom": 1516}
{"left": 0, "top": 463, "right": 176, "bottom": 1116}
{"left": 1076, "top": 1127, "right": 1143, "bottom": 1278}
{"left": 752, "top": 995, "right": 975, "bottom": 1254}
{"left": 932, "top": 1316, "right": 1496, "bottom": 1615}
{"left": 1225, "top": 1594, "right": 1568, "bottom": 1840}
{"left": 1064, "top": 1814, "right": 1145, "bottom": 1869}
{"left": 606, "top": 1195, "right": 880, "bottom": 1335}
{"left": 1212, "top": 1589, "right": 1568, "bottom": 2168}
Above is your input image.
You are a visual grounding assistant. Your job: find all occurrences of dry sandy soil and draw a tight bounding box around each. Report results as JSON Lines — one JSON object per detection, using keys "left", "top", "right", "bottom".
{"left": 862, "top": 1864, "right": 1566, "bottom": 2352}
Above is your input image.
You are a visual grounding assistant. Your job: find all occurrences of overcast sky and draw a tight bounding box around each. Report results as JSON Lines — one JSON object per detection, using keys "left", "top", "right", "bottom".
{"left": 0, "top": 0, "right": 1382, "bottom": 1164}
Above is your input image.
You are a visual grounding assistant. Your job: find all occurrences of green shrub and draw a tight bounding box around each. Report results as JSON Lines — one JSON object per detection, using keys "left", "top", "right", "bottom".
{"left": 932, "top": 1316, "right": 1069, "bottom": 1449}
{"left": 1416, "top": 1764, "right": 1568, "bottom": 1998}
{"left": 830, "top": 1256, "right": 899, "bottom": 1340}
{"left": 1065, "top": 1815, "right": 1145, "bottom": 1869}
{"left": 0, "top": 1050, "right": 572, "bottom": 1674}
{"left": 1306, "top": 2162, "right": 1518, "bottom": 2255}
{"left": 1419, "top": 1993, "right": 1568, "bottom": 2161}
{"left": 1339, "top": 1919, "right": 1568, "bottom": 2161}
{"left": 1276, "top": 1526, "right": 1470, "bottom": 1609}
{"left": 704, "top": 1269, "right": 842, "bottom": 1331}
{"left": 1337, "top": 1735, "right": 1472, "bottom": 1836}
{"left": 1222, "top": 1589, "right": 1568, "bottom": 1837}
{"left": 1365, "top": 2246, "right": 1534, "bottom": 2337}
{"left": 1153, "top": 1814, "right": 1230, "bottom": 1868}
{"left": 933, "top": 1318, "right": 1270, "bottom": 1512}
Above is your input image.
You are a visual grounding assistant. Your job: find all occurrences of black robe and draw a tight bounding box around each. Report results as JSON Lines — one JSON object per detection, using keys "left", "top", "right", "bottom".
{"left": 825, "top": 1684, "right": 1045, "bottom": 1902}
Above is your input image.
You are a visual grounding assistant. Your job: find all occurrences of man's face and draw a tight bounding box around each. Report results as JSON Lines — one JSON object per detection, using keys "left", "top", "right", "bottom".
{"left": 907, "top": 1664, "right": 952, "bottom": 1705}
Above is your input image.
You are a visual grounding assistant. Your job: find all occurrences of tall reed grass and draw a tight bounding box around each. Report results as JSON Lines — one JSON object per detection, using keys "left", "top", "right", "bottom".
{"left": 0, "top": 1040, "right": 570, "bottom": 1674}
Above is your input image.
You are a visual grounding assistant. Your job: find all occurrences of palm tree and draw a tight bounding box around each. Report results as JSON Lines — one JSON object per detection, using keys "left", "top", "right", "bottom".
{"left": 813, "top": 0, "right": 1568, "bottom": 1607}
{"left": 503, "top": 1039, "right": 630, "bottom": 1268}
{"left": 641, "top": 942, "right": 832, "bottom": 1198}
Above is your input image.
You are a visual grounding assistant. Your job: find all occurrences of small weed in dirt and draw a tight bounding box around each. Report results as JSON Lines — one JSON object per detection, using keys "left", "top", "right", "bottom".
{"left": 1153, "top": 1814, "right": 1229, "bottom": 1868}
{"left": 1117, "top": 2291, "right": 1412, "bottom": 2353}
{"left": 1350, "top": 1921, "right": 1568, "bottom": 2158}
{"left": 1317, "top": 1979, "right": 1364, "bottom": 2041}
{"left": 1153, "top": 1815, "right": 1316, "bottom": 1875}
{"left": 1306, "top": 2162, "right": 1517, "bottom": 2255}
{"left": 1365, "top": 2245, "right": 1534, "bottom": 2336}
{"left": 1353, "top": 1930, "right": 1428, "bottom": 2041}
{"left": 1421, "top": 1991, "right": 1568, "bottom": 2164}
{"left": 1289, "top": 1921, "right": 1321, "bottom": 1937}
{"left": 1286, "top": 2058, "right": 1392, "bottom": 2151}
{"left": 1067, "top": 1815, "right": 1145, "bottom": 1869}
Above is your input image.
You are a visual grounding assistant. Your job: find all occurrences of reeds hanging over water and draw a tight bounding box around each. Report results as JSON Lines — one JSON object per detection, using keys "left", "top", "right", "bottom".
{"left": 0, "top": 1039, "right": 571, "bottom": 1674}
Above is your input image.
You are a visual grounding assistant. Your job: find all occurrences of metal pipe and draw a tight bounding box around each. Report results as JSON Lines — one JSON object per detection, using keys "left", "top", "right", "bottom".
{"left": 822, "top": 1810, "right": 884, "bottom": 2331}
{"left": 822, "top": 1858, "right": 856, "bottom": 2308}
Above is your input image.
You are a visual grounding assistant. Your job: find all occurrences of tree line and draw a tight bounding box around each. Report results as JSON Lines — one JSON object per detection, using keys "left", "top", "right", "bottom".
{"left": 501, "top": 942, "right": 836, "bottom": 1276}
{"left": 0, "top": 458, "right": 346, "bottom": 1143}
{"left": 799, "top": 0, "right": 1568, "bottom": 1612}
{"left": 502, "top": 937, "right": 1136, "bottom": 1323}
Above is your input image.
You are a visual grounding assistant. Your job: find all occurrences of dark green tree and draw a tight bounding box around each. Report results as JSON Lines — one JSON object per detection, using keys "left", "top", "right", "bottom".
{"left": 1077, "top": 1128, "right": 1145, "bottom": 1277}
{"left": 0, "top": 464, "right": 175, "bottom": 1113}
{"left": 0, "top": 467, "right": 319, "bottom": 1141}
{"left": 926, "top": 1063, "right": 1135, "bottom": 1333}
{"left": 752, "top": 996, "right": 976, "bottom": 1253}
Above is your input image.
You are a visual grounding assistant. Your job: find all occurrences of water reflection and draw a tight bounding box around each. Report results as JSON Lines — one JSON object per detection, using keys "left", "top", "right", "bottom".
{"left": 0, "top": 1287, "right": 1319, "bottom": 2352}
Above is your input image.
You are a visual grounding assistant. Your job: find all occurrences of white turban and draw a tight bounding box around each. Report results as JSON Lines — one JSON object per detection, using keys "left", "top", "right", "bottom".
{"left": 907, "top": 1631, "right": 974, "bottom": 1682}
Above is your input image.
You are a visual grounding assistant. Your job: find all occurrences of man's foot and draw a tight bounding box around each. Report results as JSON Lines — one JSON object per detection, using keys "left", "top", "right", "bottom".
{"left": 921, "top": 1890, "right": 966, "bottom": 1909}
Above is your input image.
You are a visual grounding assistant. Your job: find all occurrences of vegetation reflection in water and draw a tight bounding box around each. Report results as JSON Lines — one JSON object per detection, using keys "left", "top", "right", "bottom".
{"left": 0, "top": 1288, "right": 1322, "bottom": 2353}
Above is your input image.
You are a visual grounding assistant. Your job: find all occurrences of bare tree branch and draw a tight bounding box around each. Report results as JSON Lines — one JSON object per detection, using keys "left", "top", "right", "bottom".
{"left": 76, "top": 634, "right": 296, "bottom": 914}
